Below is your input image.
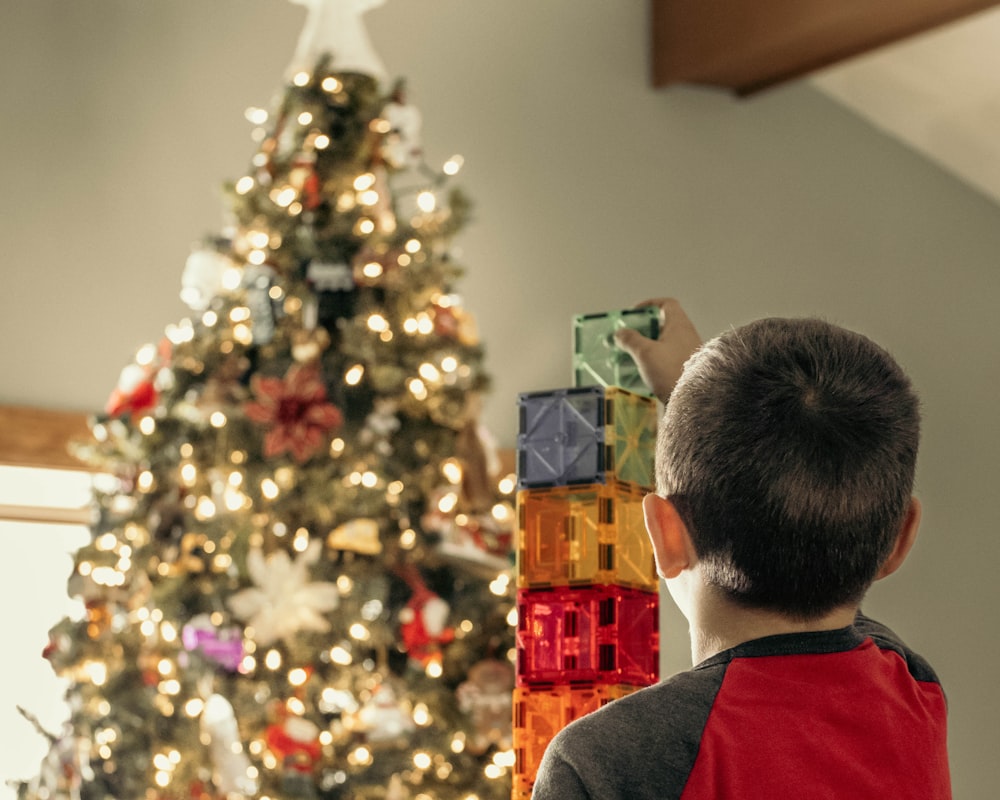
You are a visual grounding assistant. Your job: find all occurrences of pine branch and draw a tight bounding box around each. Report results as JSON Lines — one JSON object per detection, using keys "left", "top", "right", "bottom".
{"left": 16, "top": 706, "right": 57, "bottom": 743}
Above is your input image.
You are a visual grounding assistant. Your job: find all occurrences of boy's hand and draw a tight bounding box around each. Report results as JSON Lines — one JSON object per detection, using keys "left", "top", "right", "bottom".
{"left": 614, "top": 298, "right": 703, "bottom": 402}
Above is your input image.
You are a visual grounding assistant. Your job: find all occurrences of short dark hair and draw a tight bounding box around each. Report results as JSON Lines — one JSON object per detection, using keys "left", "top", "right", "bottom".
{"left": 658, "top": 317, "right": 920, "bottom": 618}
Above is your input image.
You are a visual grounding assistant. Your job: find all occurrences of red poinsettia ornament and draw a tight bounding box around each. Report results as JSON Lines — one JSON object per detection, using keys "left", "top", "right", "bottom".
{"left": 244, "top": 363, "right": 343, "bottom": 463}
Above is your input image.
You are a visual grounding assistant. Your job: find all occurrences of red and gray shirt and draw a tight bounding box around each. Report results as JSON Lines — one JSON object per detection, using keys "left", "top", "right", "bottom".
{"left": 532, "top": 615, "right": 950, "bottom": 799}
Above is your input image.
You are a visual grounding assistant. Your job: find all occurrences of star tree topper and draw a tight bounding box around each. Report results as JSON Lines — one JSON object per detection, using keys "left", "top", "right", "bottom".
{"left": 287, "top": 0, "right": 388, "bottom": 80}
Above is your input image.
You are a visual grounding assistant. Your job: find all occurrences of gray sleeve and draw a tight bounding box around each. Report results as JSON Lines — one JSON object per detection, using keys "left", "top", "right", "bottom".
{"left": 532, "top": 747, "right": 592, "bottom": 800}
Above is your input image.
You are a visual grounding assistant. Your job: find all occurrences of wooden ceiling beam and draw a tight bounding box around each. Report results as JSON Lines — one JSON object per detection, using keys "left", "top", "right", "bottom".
{"left": 651, "top": 0, "right": 1000, "bottom": 95}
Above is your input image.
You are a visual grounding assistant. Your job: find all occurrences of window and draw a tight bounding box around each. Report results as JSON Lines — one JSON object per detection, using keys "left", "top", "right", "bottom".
{"left": 0, "top": 467, "right": 91, "bottom": 797}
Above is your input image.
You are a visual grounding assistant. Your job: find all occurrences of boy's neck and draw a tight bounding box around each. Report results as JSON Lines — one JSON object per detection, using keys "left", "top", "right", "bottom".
{"left": 688, "top": 587, "right": 859, "bottom": 665}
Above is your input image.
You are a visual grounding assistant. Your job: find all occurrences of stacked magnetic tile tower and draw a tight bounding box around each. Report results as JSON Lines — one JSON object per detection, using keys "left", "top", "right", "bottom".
{"left": 512, "top": 307, "right": 661, "bottom": 798}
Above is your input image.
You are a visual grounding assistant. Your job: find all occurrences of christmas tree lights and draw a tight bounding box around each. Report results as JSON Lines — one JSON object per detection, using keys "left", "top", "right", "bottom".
{"left": 16, "top": 3, "right": 515, "bottom": 799}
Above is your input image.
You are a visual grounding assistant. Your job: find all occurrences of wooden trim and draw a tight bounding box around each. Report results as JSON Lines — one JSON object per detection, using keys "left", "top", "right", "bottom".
{"left": 0, "top": 503, "right": 91, "bottom": 525}
{"left": 651, "top": 0, "right": 1000, "bottom": 94}
{"left": 0, "top": 405, "right": 92, "bottom": 471}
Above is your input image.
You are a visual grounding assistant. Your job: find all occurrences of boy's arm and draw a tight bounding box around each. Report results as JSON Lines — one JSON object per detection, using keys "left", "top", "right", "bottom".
{"left": 613, "top": 297, "right": 703, "bottom": 403}
{"left": 532, "top": 747, "right": 592, "bottom": 799}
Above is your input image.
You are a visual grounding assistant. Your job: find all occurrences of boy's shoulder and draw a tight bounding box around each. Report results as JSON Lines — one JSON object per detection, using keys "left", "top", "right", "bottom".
{"left": 853, "top": 612, "right": 942, "bottom": 685}
{"left": 536, "top": 665, "right": 727, "bottom": 800}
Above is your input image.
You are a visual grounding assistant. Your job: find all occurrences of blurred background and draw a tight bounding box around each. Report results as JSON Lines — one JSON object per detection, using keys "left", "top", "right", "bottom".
{"left": 1, "top": 1, "right": 998, "bottom": 796}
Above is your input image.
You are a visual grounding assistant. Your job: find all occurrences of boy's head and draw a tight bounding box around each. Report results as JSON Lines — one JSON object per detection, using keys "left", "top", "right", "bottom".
{"left": 657, "top": 317, "right": 920, "bottom": 619}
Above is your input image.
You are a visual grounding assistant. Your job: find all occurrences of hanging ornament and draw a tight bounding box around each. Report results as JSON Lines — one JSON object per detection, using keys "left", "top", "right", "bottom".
{"left": 327, "top": 517, "right": 383, "bottom": 555}
{"left": 106, "top": 364, "right": 156, "bottom": 417}
{"left": 359, "top": 397, "right": 400, "bottom": 456}
{"left": 260, "top": 109, "right": 298, "bottom": 165}
{"left": 369, "top": 166, "right": 397, "bottom": 232}
{"left": 423, "top": 491, "right": 511, "bottom": 574}
{"left": 454, "top": 513, "right": 513, "bottom": 573}
{"left": 431, "top": 300, "right": 479, "bottom": 346}
{"left": 305, "top": 261, "right": 356, "bottom": 330}
{"left": 456, "top": 658, "right": 516, "bottom": 754}
{"left": 105, "top": 339, "right": 172, "bottom": 418}
{"left": 396, "top": 566, "right": 454, "bottom": 666}
{"left": 305, "top": 261, "right": 354, "bottom": 293}
{"left": 286, "top": 0, "right": 388, "bottom": 80}
{"left": 266, "top": 711, "right": 322, "bottom": 773}
{"left": 455, "top": 399, "right": 502, "bottom": 511}
{"left": 291, "top": 326, "right": 331, "bottom": 364}
{"left": 381, "top": 80, "right": 423, "bottom": 170}
{"left": 244, "top": 363, "right": 344, "bottom": 463}
{"left": 227, "top": 539, "right": 340, "bottom": 646}
{"left": 241, "top": 264, "right": 279, "bottom": 345}
{"left": 201, "top": 694, "right": 258, "bottom": 796}
{"left": 289, "top": 150, "right": 323, "bottom": 210}
{"left": 41, "top": 624, "right": 75, "bottom": 676}
{"left": 180, "top": 245, "right": 233, "bottom": 311}
{"left": 351, "top": 682, "right": 415, "bottom": 743}
{"left": 181, "top": 614, "right": 245, "bottom": 672}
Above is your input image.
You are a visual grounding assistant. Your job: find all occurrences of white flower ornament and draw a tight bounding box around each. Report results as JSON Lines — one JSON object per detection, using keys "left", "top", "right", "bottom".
{"left": 228, "top": 539, "right": 339, "bottom": 645}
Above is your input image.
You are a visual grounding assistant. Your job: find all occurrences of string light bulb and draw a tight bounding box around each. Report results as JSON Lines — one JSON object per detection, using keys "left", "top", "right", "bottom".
{"left": 245, "top": 107, "right": 268, "bottom": 125}
{"left": 441, "top": 460, "right": 463, "bottom": 484}
{"left": 408, "top": 378, "right": 428, "bottom": 401}
{"left": 417, "top": 191, "right": 436, "bottom": 213}
{"left": 270, "top": 187, "right": 295, "bottom": 208}
{"left": 413, "top": 752, "right": 432, "bottom": 770}
{"left": 419, "top": 362, "right": 441, "bottom": 382}
{"left": 261, "top": 478, "right": 279, "bottom": 500}
{"left": 345, "top": 364, "right": 365, "bottom": 385}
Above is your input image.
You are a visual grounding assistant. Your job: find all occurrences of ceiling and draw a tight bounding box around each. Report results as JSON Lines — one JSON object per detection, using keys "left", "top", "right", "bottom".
{"left": 651, "top": 1, "right": 1000, "bottom": 206}
{"left": 810, "top": 7, "right": 1000, "bottom": 205}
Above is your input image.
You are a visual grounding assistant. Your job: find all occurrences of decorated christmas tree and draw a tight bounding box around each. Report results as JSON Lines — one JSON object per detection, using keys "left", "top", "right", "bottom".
{"left": 15, "top": 3, "right": 517, "bottom": 799}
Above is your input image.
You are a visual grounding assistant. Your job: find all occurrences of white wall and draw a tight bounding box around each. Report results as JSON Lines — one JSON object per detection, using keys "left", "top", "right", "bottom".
{"left": 1, "top": 1, "right": 998, "bottom": 796}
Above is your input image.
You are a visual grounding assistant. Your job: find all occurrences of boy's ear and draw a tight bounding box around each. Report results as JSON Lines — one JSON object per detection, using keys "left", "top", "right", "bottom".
{"left": 642, "top": 493, "right": 697, "bottom": 580}
{"left": 875, "top": 496, "right": 922, "bottom": 580}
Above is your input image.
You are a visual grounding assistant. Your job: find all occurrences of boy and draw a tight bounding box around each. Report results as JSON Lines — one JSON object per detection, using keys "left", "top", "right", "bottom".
{"left": 531, "top": 299, "right": 950, "bottom": 799}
